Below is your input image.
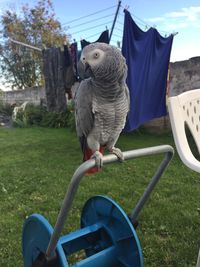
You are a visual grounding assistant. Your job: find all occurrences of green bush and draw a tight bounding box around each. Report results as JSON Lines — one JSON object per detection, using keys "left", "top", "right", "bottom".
{"left": 41, "top": 111, "right": 69, "bottom": 128}
{"left": 25, "top": 104, "right": 46, "bottom": 126}
{"left": 14, "top": 103, "right": 76, "bottom": 129}
{"left": 0, "top": 101, "right": 13, "bottom": 116}
{"left": 13, "top": 109, "right": 26, "bottom": 127}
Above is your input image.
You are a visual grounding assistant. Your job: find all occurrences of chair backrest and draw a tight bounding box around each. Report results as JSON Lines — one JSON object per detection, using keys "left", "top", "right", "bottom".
{"left": 168, "top": 89, "right": 200, "bottom": 173}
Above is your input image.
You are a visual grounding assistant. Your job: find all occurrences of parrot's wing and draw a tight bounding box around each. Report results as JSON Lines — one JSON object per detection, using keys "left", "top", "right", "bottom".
{"left": 125, "top": 84, "right": 130, "bottom": 111}
{"left": 74, "top": 79, "right": 94, "bottom": 139}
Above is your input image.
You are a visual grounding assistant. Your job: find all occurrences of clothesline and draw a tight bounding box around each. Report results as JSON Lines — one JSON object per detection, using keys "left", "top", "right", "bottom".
{"left": 9, "top": 28, "right": 110, "bottom": 52}
{"left": 61, "top": 4, "right": 117, "bottom": 26}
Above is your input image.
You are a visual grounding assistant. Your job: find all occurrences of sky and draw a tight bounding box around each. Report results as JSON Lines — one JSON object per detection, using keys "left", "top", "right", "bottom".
{"left": 0, "top": 0, "right": 200, "bottom": 90}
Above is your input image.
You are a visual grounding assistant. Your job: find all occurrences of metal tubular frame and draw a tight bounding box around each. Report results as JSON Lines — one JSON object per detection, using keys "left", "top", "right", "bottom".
{"left": 46, "top": 145, "right": 174, "bottom": 259}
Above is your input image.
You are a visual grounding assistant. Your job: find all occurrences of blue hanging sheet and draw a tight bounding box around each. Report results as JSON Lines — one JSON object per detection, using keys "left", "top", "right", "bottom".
{"left": 122, "top": 10, "right": 173, "bottom": 132}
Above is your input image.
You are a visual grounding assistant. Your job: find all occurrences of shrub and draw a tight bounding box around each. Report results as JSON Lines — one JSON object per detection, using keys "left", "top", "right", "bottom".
{"left": 23, "top": 104, "right": 45, "bottom": 126}
{"left": 13, "top": 104, "right": 44, "bottom": 127}
{"left": 0, "top": 101, "right": 13, "bottom": 116}
{"left": 41, "top": 111, "right": 69, "bottom": 128}
{"left": 13, "top": 103, "right": 76, "bottom": 130}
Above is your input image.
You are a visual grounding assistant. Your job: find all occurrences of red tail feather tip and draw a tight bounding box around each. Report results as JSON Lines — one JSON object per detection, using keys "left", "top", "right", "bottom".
{"left": 83, "top": 147, "right": 105, "bottom": 174}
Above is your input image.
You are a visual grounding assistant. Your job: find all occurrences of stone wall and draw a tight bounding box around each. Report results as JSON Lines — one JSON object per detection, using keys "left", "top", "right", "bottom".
{"left": 0, "top": 86, "right": 46, "bottom": 105}
{"left": 143, "top": 116, "right": 171, "bottom": 134}
{"left": 169, "top": 56, "right": 200, "bottom": 96}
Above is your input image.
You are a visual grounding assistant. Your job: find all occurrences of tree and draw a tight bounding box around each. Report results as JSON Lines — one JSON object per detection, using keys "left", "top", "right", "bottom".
{"left": 0, "top": 0, "right": 69, "bottom": 90}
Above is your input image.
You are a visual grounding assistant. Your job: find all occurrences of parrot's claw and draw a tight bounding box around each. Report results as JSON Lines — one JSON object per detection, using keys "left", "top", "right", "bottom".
{"left": 110, "top": 147, "right": 124, "bottom": 162}
{"left": 91, "top": 151, "right": 104, "bottom": 170}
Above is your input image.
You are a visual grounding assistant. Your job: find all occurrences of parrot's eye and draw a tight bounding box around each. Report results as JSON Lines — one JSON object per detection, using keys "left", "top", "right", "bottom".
{"left": 93, "top": 52, "right": 99, "bottom": 59}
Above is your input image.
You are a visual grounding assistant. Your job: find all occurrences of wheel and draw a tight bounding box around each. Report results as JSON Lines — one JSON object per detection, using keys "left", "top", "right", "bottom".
{"left": 81, "top": 195, "right": 144, "bottom": 267}
{"left": 22, "top": 214, "right": 67, "bottom": 267}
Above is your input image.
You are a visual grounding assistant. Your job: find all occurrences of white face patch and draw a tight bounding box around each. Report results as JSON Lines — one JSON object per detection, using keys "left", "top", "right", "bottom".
{"left": 81, "top": 48, "right": 105, "bottom": 67}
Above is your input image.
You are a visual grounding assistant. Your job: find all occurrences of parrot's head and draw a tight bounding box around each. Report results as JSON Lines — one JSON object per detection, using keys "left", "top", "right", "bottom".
{"left": 80, "top": 42, "right": 127, "bottom": 83}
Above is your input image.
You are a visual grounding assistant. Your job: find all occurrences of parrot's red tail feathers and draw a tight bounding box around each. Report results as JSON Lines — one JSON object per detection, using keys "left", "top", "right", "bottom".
{"left": 99, "top": 146, "right": 105, "bottom": 155}
{"left": 83, "top": 148, "right": 93, "bottom": 162}
{"left": 83, "top": 147, "right": 105, "bottom": 174}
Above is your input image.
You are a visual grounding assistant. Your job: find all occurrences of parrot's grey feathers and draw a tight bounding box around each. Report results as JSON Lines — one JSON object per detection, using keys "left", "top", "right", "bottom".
{"left": 74, "top": 42, "right": 130, "bottom": 169}
{"left": 74, "top": 79, "right": 94, "bottom": 138}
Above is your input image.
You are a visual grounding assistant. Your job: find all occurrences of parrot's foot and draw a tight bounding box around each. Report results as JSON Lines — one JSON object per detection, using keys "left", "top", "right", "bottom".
{"left": 91, "top": 151, "right": 104, "bottom": 170}
{"left": 110, "top": 147, "right": 124, "bottom": 162}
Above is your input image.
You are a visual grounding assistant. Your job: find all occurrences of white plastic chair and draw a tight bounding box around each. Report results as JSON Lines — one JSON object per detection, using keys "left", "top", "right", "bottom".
{"left": 168, "top": 88, "right": 200, "bottom": 172}
{"left": 168, "top": 88, "right": 200, "bottom": 267}
{"left": 197, "top": 250, "right": 200, "bottom": 267}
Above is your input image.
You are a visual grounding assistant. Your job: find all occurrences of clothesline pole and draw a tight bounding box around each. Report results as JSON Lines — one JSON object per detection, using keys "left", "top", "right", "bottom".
{"left": 109, "top": 0, "right": 121, "bottom": 43}
{"left": 9, "top": 38, "right": 42, "bottom": 52}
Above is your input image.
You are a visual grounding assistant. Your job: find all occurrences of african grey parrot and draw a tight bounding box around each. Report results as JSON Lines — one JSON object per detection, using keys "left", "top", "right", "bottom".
{"left": 74, "top": 42, "right": 129, "bottom": 173}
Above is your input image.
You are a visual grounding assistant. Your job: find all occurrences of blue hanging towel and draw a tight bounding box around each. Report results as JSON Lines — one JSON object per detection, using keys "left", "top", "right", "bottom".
{"left": 122, "top": 10, "right": 173, "bottom": 132}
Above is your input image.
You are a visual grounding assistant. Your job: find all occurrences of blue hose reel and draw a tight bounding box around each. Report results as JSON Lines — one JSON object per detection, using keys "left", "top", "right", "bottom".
{"left": 23, "top": 196, "right": 143, "bottom": 267}
{"left": 22, "top": 146, "right": 174, "bottom": 267}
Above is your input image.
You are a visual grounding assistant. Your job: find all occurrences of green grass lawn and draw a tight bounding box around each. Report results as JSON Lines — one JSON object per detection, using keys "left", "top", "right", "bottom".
{"left": 0, "top": 127, "right": 199, "bottom": 267}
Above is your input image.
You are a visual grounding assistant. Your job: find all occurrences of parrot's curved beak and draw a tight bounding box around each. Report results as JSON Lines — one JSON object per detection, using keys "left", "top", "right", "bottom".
{"left": 84, "top": 62, "right": 90, "bottom": 72}
{"left": 84, "top": 62, "right": 94, "bottom": 78}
